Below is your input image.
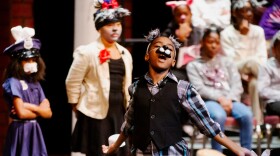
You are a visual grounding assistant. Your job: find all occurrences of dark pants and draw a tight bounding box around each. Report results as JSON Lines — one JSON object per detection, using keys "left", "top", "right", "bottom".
{"left": 266, "top": 101, "right": 280, "bottom": 116}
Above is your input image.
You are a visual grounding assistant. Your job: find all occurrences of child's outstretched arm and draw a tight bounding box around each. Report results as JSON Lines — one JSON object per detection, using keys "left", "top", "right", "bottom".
{"left": 213, "top": 133, "right": 252, "bottom": 156}
{"left": 102, "top": 132, "right": 127, "bottom": 155}
{"left": 179, "top": 82, "right": 252, "bottom": 156}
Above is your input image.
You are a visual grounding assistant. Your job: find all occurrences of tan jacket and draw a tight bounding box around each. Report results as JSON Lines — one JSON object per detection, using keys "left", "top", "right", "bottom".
{"left": 65, "top": 38, "right": 133, "bottom": 119}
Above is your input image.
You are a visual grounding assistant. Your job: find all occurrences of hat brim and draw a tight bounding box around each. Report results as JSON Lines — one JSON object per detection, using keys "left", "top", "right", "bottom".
{"left": 3, "top": 38, "right": 41, "bottom": 57}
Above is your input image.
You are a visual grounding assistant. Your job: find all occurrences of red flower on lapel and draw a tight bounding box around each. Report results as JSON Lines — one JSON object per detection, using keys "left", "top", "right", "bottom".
{"left": 99, "top": 49, "right": 111, "bottom": 64}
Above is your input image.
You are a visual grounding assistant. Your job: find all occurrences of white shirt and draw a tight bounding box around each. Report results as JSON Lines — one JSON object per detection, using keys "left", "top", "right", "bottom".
{"left": 220, "top": 24, "right": 267, "bottom": 67}
{"left": 190, "top": 0, "right": 231, "bottom": 30}
{"left": 258, "top": 57, "right": 280, "bottom": 103}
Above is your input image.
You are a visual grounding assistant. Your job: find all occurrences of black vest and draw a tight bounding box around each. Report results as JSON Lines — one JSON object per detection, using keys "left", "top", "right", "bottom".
{"left": 131, "top": 78, "right": 183, "bottom": 151}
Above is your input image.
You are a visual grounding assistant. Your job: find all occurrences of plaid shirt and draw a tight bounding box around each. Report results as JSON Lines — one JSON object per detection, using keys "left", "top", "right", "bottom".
{"left": 121, "top": 72, "right": 221, "bottom": 155}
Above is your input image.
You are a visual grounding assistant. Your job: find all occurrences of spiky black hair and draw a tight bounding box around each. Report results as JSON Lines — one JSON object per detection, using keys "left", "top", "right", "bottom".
{"left": 145, "top": 28, "right": 181, "bottom": 49}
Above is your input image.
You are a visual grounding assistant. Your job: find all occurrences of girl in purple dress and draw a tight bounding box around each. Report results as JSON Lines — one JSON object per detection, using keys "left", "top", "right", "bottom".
{"left": 2, "top": 25, "right": 52, "bottom": 156}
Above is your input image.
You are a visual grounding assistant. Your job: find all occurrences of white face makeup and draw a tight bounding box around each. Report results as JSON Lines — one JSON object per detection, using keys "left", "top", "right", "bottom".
{"left": 99, "top": 22, "right": 122, "bottom": 43}
{"left": 23, "top": 62, "right": 38, "bottom": 73}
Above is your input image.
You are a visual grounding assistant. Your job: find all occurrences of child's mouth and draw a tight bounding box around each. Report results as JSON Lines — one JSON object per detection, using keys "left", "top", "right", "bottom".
{"left": 158, "top": 54, "right": 167, "bottom": 60}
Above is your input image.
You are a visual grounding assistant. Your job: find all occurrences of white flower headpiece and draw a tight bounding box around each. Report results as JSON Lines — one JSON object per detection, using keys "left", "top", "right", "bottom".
{"left": 232, "top": 0, "right": 262, "bottom": 11}
{"left": 11, "top": 25, "right": 35, "bottom": 49}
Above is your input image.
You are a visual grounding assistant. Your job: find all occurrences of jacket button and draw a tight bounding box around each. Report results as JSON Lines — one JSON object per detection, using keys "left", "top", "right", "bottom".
{"left": 150, "top": 98, "right": 155, "bottom": 102}
{"left": 150, "top": 131, "right": 154, "bottom": 135}
{"left": 151, "top": 115, "right": 155, "bottom": 119}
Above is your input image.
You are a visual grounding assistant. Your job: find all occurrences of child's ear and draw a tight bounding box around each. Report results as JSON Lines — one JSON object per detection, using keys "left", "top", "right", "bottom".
{"left": 144, "top": 53, "right": 149, "bottom": 62}
{"left": 172, "top": 59, "right": 176, "bottom": 67}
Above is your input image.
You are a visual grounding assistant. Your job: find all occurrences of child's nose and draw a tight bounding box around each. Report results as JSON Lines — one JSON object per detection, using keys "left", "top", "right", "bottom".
{"left": 180, "top": 14, "right": 186, "bottom": 20}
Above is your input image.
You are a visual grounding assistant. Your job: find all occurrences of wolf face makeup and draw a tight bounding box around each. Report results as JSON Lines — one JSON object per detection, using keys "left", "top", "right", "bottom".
{"left": 156, "top": 45, "right": 172, "bottom": 58}
{"left": 145, "top": 28, "right": 181, "bottom": 59}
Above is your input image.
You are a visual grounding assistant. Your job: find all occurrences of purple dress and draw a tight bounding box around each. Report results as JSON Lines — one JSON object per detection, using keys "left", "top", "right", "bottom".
{"left": 2, "top": 77, "right": 48, "bottom": 156}
{"left": 259, "top": 0, "right": 280, "bottom": 40}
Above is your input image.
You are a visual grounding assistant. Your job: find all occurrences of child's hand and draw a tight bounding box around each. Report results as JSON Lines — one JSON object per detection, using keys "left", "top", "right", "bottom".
{"left": 175, "top": 22, "right": 192, "bottom": 42}
{"left": 102, "top": 144, "right": 118, "bottom": 155}
{"left": 242, "top": 147, "right": 252, "bottom": 156}
{"left": 218, "top": 97, "right": 233, "bottom": 115}
{"left": 70, "top": 103, "right": 78, "bottom": 118}
{"left": 235, "top": 147, "right": 252, "bottom": 156}
{"left": 239, "top": 19, "right": 249, "bottom": 35}
{"left": 238, "top": 147, "right": 254, "bottom": 156}
{"left": 10, "top": 106, "right": 16, "bottom": 115}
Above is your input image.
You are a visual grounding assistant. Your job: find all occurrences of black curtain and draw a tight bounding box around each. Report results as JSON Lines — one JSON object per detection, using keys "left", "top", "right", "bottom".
{"left": 33, "top": 0, "right": 74, "bottom": 154}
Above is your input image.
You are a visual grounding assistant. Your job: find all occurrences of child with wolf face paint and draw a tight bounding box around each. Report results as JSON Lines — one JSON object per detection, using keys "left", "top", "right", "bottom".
{"left": 102, "top": 29, "right": 252, "bottom": 156}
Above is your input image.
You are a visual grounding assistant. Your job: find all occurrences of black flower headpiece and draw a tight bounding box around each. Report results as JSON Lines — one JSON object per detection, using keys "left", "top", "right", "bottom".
{"left": 231, "top": 0, "right": 263, "bottom": 11}
{"left": 93, "top": 0, "right": 130, "bottom": 30}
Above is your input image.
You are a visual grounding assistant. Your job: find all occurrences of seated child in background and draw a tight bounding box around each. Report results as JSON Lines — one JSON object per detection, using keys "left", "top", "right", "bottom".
{"left": 258, "top": 30, "right": 280, "bottom": 116}
{"left": 163, "top": 0, "right": 203, "bottom": 80}
{"left": 220, "top": 0, "right": 267, "bottom": 125}
{"left": 187, "top": 24, "right": 253, "bottom": 152}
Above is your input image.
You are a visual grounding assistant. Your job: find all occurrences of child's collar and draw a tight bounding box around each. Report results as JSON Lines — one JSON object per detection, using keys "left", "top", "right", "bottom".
{"left": 144, "top": 71, "right": 178, "bottom": 86}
